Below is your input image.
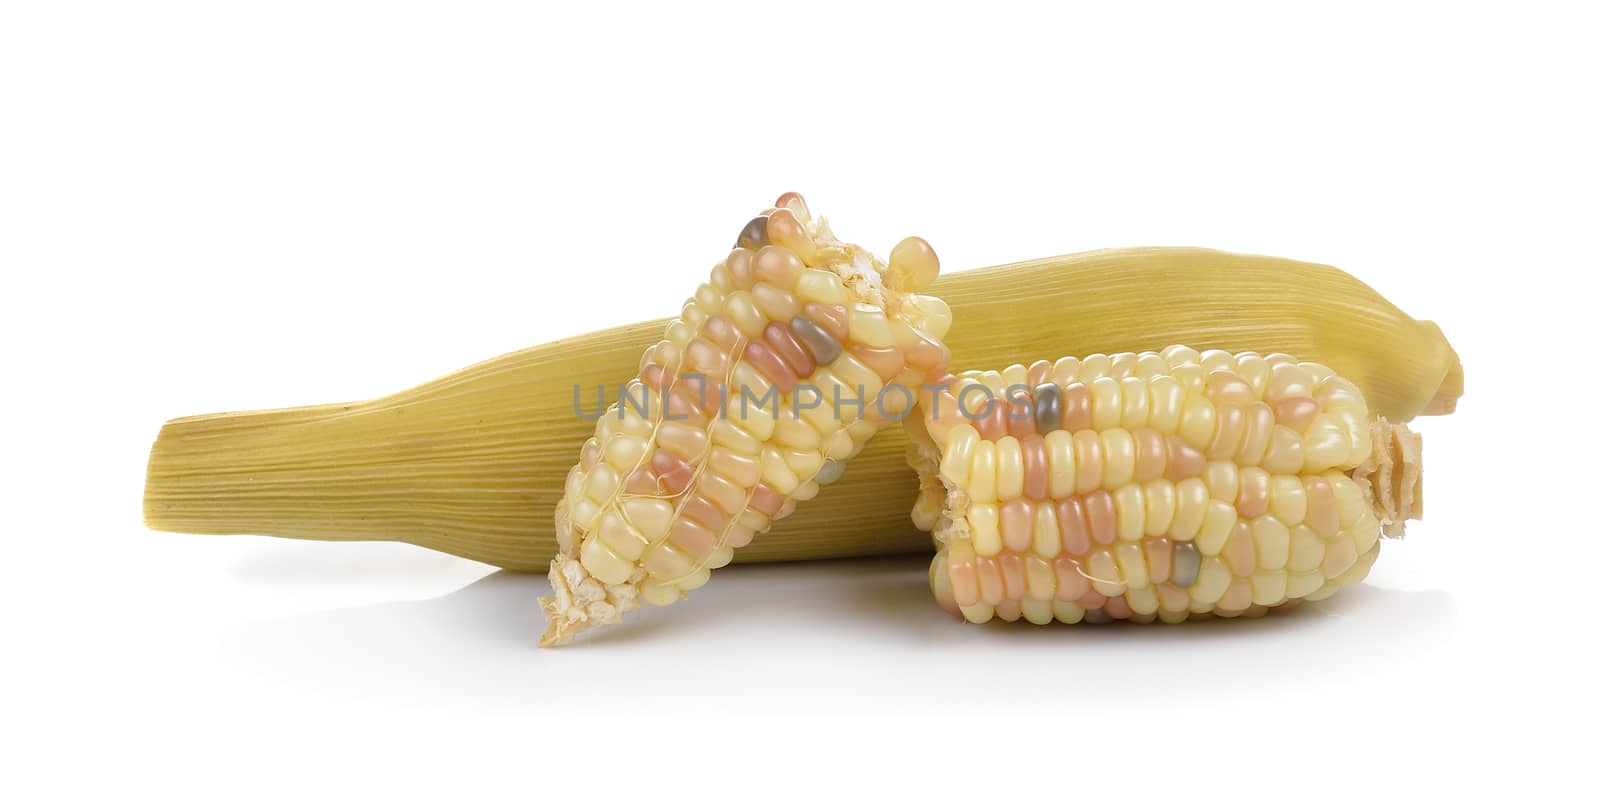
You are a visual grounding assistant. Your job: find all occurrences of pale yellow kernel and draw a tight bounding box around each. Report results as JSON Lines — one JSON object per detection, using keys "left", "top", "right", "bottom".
{"left": 751, "top": 282, "right": 800, "bottom": 323}
{"left": 969, "top": 505, "right": 1002, "bottom": 556}
{"left": 596, "top": 511, "right": 647, "bottom": 560}
{"left": 958, "top": 601, "right": 996, "bottom": 623}
{"left": 1237, "top": 403, "right": 1274, "bottom": 466}
{"left": 1087, "top": 549, "right": 1126, "bottom": 596}
{"left": 1285, "top": 570, "right": 1326, "bottom": 599}
{"left": 1334, "top": 547, "right": 1380, "bottom": 587}
{"left": 1197, "top": 349, "right": 1236, "bottom": 373}
{"left": 622, "top": 498, "right": 674, "bottom": 541}
{"left": 1170, "top": 477, "right": 1209, "bottom": 541}
{"left": 1196, "top": 501, "right": 1240, "bottom": 556}
{"left": 1115, "top": 542, "right": 1150, "bottom": 589}
{"left": 1190, "top": 556, "right": 1232, "bottom": 603}
{"left": 664, "top": 319, "right": 693, "bottom": 347}
{"left": 1161, "top": 345, "right": 1200, "bottom": 367}
{"left": 602, "top": 434, "right": 648, "bottom": 472}
{"left": 694, "top": 283, "right": 724, "bottom": 314}
{"left": 570, "top": 497, "right": 602, "bottom": 529}
{"left": 1073, "top": 430, "right": 1102, "bottom": 493}
{"left": 1114, "top": 483, "right": 1146, "bottom": 541}
{"left": 1090, "top": 377, "right": 1122, "bottom": 430}
{"left": 712, "top": 420, "right": 763, "bottom": 456}
{"left": 824, "top": 427, "right": 855, "bottom": 460}
{"left": 760, "top": 446, "right": 800, "bottom": 494}
{"left": 1268, "top": 475, "right": 1308, "bottom": 526}
{"left": 709, "top": 262, "right": 734, "bottom": 294}
{"left": 580, "top": 534, "right": 634, "bottom": 585}
{"left": 1314, "top": 374, "right": 1367, "bottom": 414}
{"left": 1020, "top": 599, "right": 1054, "bottom": 625}
{"left": 838, "top": 419, "right": 876, "bottom": 445}
{"left": 1079, "top": 353, "right": 1111, "bottom": 381}
{"left": 641, "top": 580, "right": 682, "bottom": 607}
{"left": 723, "top": 292, "right": 767, "bottom": 338}
{"left": 1250, "top": 569, "right": 1289, "bottom": 605}
{"left": 1119, "top": 587, "right": 1156, "bottom": 616}
{"left": 847, "top": 303, "right": 893, "bottom": 348}
{"left": 1134, "top": 352, "right": 1169, "bottom": 379}
{"left": 1100, "top": 428, "right": 1136, "bottom": 489}
{"left": 585, "top": 463, "right": 621, "bottom": 502}
{"left": 1143, "top": 479, "right": 1176, "bottom": 536}
{"left": 1001, "top": 362, "right": 1030, "bottom": 389}
{"left": 903, "top": 294, "right": 952, "bottom": 339}
{"left": 1044, "top": 430, "right": 1076, "bottom": 498}
{"left": 1051, "top": 356, "right": 1082, "bottom": 384}
{"left": 642, "top": 543, "right": 695, "bottom": 580}
{"left": 995, "top": 436, "right": 1025, "bottom": 501}
{"left": 680, "top": 300, "right": 706, "bottom": 329}
{"left": 794, "top": 268, "right": 849, "bottom": 305}
{"left": 978, "top": 370, "right": 1006, "bottom": 398}
{"left": 1032, "top": 504, "right": 1061, "bottom": 558}
{"left": 1350, "top": 510, "right": 1381, "bottom": 555}
{"left": 1024, "top": 556, "right": 1056, "bottom": 602}
{"left": 1326, "top": 473, "right": 1368, "bottom": 530}
{"left": 1301, "top": 414, "right": 1352, "bottom": 472}
{"left": 1233, "top": 354, "right": 1270, "bottom": 396}
{"left": 1250, "top": 515, "right": 1291, "bottom": 570}
{"left": 968, "top": 441, "right": 998, "bottom": 503}
{"left": 1203, "top": 461, "right": 1239, "bottom": 504}
{"left": 1147, "top": 375, "right": 1185, "bottom": 435}
{"left": 1288, "top": 525, "right": 1326, "bottom": 572}
{"left": 1169, "top": 363, "right": 1204, "bottom": 392}
{"left": 772, "top": 413, "right": 822, "bottom": 450}
{"left": 676, "top": 565, "right": 712, "bottom": 592}
{"left": 726, "top": 403, "right": 776, "bottom": 444}
{"left": 1265, "top": 361, "right": 1315, "bottom": 403}
{"left": 1177, "top": 392, "right": 1218, "bottom": 451}
{"left": 704, "top": 544, "right": 734, "bottom": 569}
{"left": 1120, "top": 378, "right": 1151, "bottom": 428}
{"left": 1344, "top": 412, "right": 1373, "bottom": 467}
{"left": 1052, "top": 600, "right": 1087, "bottom": 624}
{"left": 1157, "top": 609, "right": 1188, "bottom": 625}
{"left": 563, "top": 466, "right": 585, "bottom": 503}
{"left": 940, "top": 424, "right": 979, "bottom": 487}
{"left": 1303, "top": 582, "right": 1342, "bottom": 602}
{"left": 830, "top": 351, "right": 884, "bottom": 394}
{"left": 1261, "top": 425, "right": 1306, "bottom": 474}
{"left": 784, "top": 448, "right": 824, "bottom": 482}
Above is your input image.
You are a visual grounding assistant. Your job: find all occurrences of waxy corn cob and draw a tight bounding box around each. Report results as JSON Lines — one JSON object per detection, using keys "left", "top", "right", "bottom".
{"left": 542, "top": 193, "right": 953, "bottom": 645}
{"left": 907, "top": 346, "right": 1422, "bottom": 625}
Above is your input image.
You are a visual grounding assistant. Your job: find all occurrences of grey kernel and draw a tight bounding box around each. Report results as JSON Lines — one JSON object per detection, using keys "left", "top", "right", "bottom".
{"left": 736, "top": 216, "right": 769, "bottom": 250}
{"left": 789, "top": 315, "right": 841, "bottom": 365}
{"left": 1171, "top": 541, "right": 1201, "bottom": 588}
{"left": 1032, "top": 382, "right": 1062, "bottom": 434}
{"left": 813, "top": 459, "right": 846, "bottom": 485}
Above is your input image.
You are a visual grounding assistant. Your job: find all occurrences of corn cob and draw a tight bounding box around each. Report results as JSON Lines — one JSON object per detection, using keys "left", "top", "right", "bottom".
{"left": 143, "top": 248, "right": 1461, "bottom": 573}
{"left": 905, "top": 346, "right": 1423, "bottom": 625}
{"left": 540, "top": 193, "right": 952, "bottom": 645}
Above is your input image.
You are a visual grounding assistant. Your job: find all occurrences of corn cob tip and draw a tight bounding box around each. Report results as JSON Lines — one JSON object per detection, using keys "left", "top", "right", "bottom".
{"left": 1353, "top": 417, "right": 1422, "bottom": 539}
{"left": 538, "top": 552, "right": 639, "bottom": 647}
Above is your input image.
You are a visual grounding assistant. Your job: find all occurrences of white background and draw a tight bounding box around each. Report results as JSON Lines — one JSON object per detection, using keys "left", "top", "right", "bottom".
{"left": 2, "top": 1, "right": 1594, "bottom": 791}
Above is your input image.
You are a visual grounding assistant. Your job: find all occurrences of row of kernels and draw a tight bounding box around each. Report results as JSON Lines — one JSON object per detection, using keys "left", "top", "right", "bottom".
{"left": 945, "top": 541, "right": 1336, "bottom": 623}
{"left": 942, "top": 426, "right": 1208, "bottom": 499}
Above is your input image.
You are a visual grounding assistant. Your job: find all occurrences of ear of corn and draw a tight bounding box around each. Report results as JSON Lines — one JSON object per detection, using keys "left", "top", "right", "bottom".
{"left": 906, "top": 346, "right": 1423, "bottom": 625}
{"left": 540, "top": 194, "right": 952, "bottom": 645}
{"left": 143, "top": 247, "right": 1460, "bottom": 573}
